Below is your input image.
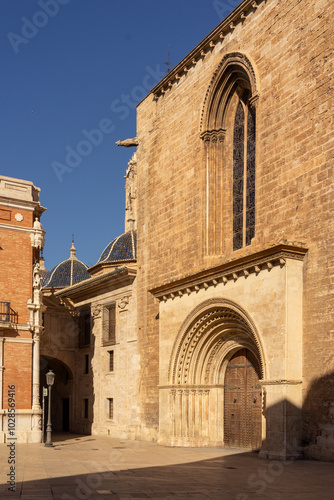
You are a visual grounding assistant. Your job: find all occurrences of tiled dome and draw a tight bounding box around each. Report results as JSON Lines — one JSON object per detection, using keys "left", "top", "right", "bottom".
{"left": 43, "top": 243, "right": 91, "bottom": 289}
{"left": 97, "top": 230, "right": 137, "bottom": 264}
{"left": 40, "top": 269, "right": 50, "bottom": 287}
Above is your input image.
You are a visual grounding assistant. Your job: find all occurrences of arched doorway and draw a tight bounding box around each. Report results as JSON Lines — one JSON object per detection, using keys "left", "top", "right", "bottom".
{"left": 162, "top": 300, "right": 265, "bottom": 448}
{"left": 40, "top": 355, "right": 74, "bottom": 433}
{"left": 224, "top": 348, "right": 262, "bottom": 449}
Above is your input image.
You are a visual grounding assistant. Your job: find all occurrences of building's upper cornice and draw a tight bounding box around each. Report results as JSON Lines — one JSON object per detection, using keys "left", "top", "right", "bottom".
{"left": 150, "top": 0, "right": 263, "bottom": 100}
{"left": 150, "top": 243, "right": 308, "bottom": 302}
{"left": 0, "top": 175, "right": 46, "bottom": 215}
{"left": 55, "top": 267, "right": 136, "bottom": 301}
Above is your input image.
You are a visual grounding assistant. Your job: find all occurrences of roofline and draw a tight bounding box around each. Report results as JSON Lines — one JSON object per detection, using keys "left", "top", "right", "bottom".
{"left": 55, "top": 267, "right": 137, "bottom": 299}
{"left": 88, "top": 258, "right": 136, "bottom": 275}
{"left": 148, "top": 0, "right": 264, "bottom": 100}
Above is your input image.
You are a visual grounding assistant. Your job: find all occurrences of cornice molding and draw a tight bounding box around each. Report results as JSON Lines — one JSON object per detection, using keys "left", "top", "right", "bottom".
{"left": 150, "top": 0, "right": 263, "bottom": 99}
{"left": 159, "top": 384, "right": 225, "bottom": 390}
{"left": 0, "top": 323, "right": 31, "bottom": 334}
{"left": 260, "top": 379, "right": 303, "bottom": 386}
{"left": 1, "top": 337, "right": 33, "bottom": 344}
{"left": 88, "top": 259, "right": 136, "bottom": 276}
{"left": 55, "top": 267, "right": 137, "bottom": 300}
{"left": 150, "top": 244, "right": 308, "bottom": 302}
{"left": 0, "top": 198, "right": 46, "bottom": 215}
{"left": 0, "top": 223, "right": 34, "bottom": 234}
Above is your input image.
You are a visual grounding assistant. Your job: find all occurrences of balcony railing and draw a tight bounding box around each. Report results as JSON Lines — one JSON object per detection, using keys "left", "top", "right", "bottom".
{"left": 0, "top": 302, "right": 18, "bottom": 324}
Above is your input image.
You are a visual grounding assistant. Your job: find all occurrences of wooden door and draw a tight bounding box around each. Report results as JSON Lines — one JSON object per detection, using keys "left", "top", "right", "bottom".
{"left": 224, "top": 348, "right": 262, "bottom": 449}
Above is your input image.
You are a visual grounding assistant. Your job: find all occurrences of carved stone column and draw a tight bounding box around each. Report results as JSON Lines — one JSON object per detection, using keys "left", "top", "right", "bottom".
{"left": 202, "top": 129, "right": 226, "bottom": 256}
{"left": 32, "top": 332, "right": 40, "bottom": 411}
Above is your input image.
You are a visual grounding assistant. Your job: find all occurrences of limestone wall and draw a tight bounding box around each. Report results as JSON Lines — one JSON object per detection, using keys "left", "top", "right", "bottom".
{"left": 136, "top": 0, "right": 334, "bottom": 457}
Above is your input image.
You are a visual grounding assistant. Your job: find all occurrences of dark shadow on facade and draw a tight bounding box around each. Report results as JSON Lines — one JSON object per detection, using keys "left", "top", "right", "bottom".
{"left": 40, "top": 355, "right": 74, "bottom": 434}
{"left": 302, "top": 371, "right": 334, "bottom": 461}
{"left": 260, "top": 397, "right": 303, "bottom": 461}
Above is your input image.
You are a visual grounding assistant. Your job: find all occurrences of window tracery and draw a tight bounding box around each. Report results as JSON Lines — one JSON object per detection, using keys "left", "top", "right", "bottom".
{"left": 233, "top": 89, "right": 256, "bottom": 250}
{"left": 200, "top": 52, "right": 259, "bottom": 255}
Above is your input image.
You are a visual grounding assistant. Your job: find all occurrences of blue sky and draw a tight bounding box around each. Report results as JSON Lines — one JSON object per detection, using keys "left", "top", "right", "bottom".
{"left": 0, "top": 0, "right": 239, "bottom": 270}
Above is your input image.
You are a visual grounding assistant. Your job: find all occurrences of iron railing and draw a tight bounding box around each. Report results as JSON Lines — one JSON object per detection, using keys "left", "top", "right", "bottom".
{"left": 0, "top": 301, "right": 18, "bottom": 324}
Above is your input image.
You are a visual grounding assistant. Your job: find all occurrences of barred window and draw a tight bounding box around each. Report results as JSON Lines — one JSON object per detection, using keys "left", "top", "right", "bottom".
{"left": 107, "top": 398, "right": 114, "bottom": 420}
{"left": 102, "top": 304, "right": 116, "bottom": 346}
{"left": 108, "top": 350, "right": 114, "bottom": 372}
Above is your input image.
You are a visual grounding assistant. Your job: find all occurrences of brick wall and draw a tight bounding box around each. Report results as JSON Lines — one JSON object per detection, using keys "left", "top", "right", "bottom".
{"left": 0, "top": 204, "right": 35, "bottom": 410}
{"left": 3, "top": 341, "right": 32, "bottom": 409}
{"left": 0, "top": 206, "right": 34, "bottom": 326}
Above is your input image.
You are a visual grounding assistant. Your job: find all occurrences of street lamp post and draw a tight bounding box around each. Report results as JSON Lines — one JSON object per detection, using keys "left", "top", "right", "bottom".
{"left": 44, "top": 369, "right": 55, "bottom": 447}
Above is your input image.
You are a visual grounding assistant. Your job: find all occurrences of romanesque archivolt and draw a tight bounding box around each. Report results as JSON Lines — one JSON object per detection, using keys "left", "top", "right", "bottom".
{"left": 168, "top": 299, "right": 265, "bottom": 386}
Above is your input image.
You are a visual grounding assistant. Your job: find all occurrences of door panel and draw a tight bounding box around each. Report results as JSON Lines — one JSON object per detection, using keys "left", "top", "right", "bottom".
{"left": 224, "top": 349, "right": 261, "bottom": 449}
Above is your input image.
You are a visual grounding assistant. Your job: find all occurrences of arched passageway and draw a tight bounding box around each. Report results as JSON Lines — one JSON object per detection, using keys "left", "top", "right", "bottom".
{"left": 40, "top": 355, "right": 74, "bottom": 433}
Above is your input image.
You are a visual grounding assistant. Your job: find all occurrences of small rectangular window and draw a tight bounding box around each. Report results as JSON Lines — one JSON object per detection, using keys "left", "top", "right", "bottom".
{"left": 84, "top": 354, "right": 89, "bottom": 374}
{"left": 108, "top": 351, "right": 114, "bottom": 372}
{"left": 107, "top": 398, "right": 113, "bottom": 420}
{"left": 84, "top": 398, "right": 89, "bottom": 419}
{"left": 102, "top": 304, "right": 116, "bottom": 346}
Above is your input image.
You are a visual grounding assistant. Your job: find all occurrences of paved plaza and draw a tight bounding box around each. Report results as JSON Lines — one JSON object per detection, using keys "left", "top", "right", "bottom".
{"left": 0, "top": 434, "right": 333, "bottom": 499}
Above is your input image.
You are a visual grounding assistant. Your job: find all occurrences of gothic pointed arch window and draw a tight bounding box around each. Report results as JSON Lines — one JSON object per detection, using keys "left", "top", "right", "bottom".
{"left": 200, "top": 53, "right": 259, "bottom": 255}
{"left": 233, "top": 89, "right": 256, "bottom": 250}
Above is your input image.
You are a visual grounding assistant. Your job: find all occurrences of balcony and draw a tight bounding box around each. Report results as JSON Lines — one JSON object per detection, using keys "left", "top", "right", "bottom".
{"left": 0, "top": 301, "right": 18, "bottom": 324}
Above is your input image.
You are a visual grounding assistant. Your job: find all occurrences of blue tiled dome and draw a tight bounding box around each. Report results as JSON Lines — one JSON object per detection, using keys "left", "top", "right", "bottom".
{"left": 97, "top": 230, "right": 136, "bottom": 264}
{"left": 40, "top": 269, "right": 50, "bottom": 287}
{"left": 43, "top": 243, "right": 91, "bottom": 289}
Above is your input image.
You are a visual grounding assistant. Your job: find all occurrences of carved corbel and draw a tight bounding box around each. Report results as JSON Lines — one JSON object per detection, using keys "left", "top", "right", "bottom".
{"left": 59, "top": 297, "right": 79, "bottom": 318}
{"left": 249, "top": 93, "right": 259, "bottom": 109}
{"left": 92, "top": 303, "right": 102, "bottom": 318}
{"left": 118, "top": 296, "right": 130, "bottom": 311}
{"left": 218, "top": 130, "right": 226, "bottom": 143}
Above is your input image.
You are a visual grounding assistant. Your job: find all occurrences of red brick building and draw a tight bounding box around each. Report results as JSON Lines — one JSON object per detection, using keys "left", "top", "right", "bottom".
{"left": 0, "top": 176, "right": 45, "bottom": 442}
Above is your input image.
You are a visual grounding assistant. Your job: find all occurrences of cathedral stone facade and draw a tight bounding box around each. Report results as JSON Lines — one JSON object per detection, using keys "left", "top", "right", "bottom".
{"left": 1, "top": 0, "right": 333, "bottom": 462}
{"left": 135, "top": 0, "right": 333, "bottom": 460}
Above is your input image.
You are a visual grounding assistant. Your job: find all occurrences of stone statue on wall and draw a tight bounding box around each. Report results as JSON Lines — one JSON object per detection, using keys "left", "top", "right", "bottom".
{"left": 124, "top": 153, "right": 137, "bottom": 231}
{"left": 30, "top": 217, "right": 45, "bottom": 251}
{"left": 33, "top": 262, "right": 41, "bottom": 290}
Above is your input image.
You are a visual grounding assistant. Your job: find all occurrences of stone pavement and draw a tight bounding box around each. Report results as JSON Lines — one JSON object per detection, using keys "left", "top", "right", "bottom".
{"left": 0, "top": 434, "right": 333, "bottom": 500}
